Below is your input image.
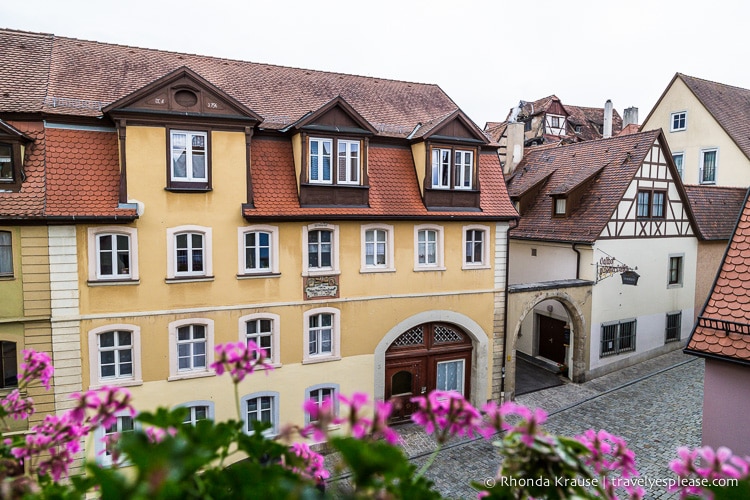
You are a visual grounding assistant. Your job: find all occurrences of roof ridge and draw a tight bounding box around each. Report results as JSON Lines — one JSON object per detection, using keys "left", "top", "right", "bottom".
{"left": 679, "top": 72, "right": 750, "bottom": 93}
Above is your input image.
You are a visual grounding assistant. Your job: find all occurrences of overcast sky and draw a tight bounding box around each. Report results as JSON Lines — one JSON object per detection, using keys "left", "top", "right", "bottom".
{"left": 2, "top": 0, "right": 748, "bottom": 127}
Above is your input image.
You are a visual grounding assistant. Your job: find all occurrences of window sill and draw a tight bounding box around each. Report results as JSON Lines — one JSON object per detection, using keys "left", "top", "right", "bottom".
{"left": 359, "top": 267, "right": 396, "bottom": 274}
{"left": 89, "top": 379, "right": 143, "bottom": 390}
{"left": 462, "top": 264, "right": 490, "bottom": 271}
{"left": 667, "top": 283, "right": 684, "bottom": 289}
{"left": 164, "top": 187, "right": 212, "bottom": 193}
{"left": 165, "top": 276, "right": 215, "bottom": 284}
{"left": 0, "top": 275, "right": 15, "bottom": 281}
{"left": 302, "top": 269, "right": 341, "bottom": 278}
{"left": 88, "top": 279, "right": 140, "bottom": 287}
{"left": 302, "top": 355, "right": 341, "bottom": 365}
{"left": 236, "top": 272, "right": 281, "bottom": 280}
{"left": 413, "top": 266, "right": 446, "bottom": 272}
{"left": 168, "top": 370, "right": 216, "bottom": 382}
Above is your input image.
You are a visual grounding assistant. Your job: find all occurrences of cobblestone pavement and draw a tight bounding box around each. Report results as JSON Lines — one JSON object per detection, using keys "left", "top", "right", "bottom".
{"left": 327, "top": 349, "right": 704, "bottom": 499}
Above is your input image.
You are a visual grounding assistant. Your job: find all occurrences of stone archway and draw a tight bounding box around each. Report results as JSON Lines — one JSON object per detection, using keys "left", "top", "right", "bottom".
{"left": 505, "top": 286, "right": 592, "bottom": 401}
{"left": 374, "top": 311, "right": 489, "bottom": 409}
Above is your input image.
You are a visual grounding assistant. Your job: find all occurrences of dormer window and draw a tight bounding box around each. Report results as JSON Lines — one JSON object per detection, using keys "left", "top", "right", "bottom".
{"left": 0, "top": 144, "right": 16, "bottom": 184}
{"left": 553, "top": 197, "right": 567, "bottom": 217}
{"left": 308, "top": 137, "right": 361, "bottom": 185}
{"left": 169, "top": 130, "right": 209, "bottom": 190}
{"left": 430, "top": 147, "right": 475, "bottom": 190}
{"left": 0, "top": 127, "right": 28, "bottom": 192}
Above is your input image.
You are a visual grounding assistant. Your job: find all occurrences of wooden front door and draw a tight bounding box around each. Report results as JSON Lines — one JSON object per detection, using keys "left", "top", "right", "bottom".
{"left": 538, "top": 314, "right": 567, "bottom": 364}
{"left": 385, "top": 359, "right": 426, "bottom": 423}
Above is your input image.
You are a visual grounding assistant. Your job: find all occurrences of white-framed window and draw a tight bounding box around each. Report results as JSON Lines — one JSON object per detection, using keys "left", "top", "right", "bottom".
{"left": 462, "top": 225, "right": 490, "bottom": 269}
{"left": 414, "top": 225, "right": 445, "bottom": 271}
{"left": 337, "top": 139, "right": 360, "bottom": 184}
{"left": 361, "top": 224, "right": 395, "bottom": 273}
{"left": 665, "top": 311, "right": 682, "bottom": 343}
{"left": 0, "top": 231, "right": 13, "bottom": 277}
{"left": 303, "top": 308, "right": 341, "bottom": 364}
{"left": 672, "top": 152, "right": 684, "bottom": 179}
{"left": 700, "top": 148, "right": 718, "bottom": 184}
{"left": 166, "top": 225, "right": 213, "bottom": 281}
{"left": 305, "top": 383, "right": 340, "bottom": 425}
{"left": 668, "top": 254, "right": 684, "bottom": 287}
{"left": 554, "top": 198, "right": 567, "bottom": 216}
{"left": 600, "top": 319, "right": 637, "bottom": 357}
{"left": 302, "top": 224, "right": 340, "bottom": 276}
{"left": 242, "top": 391, "right": 279, "bottom": 436}
{"left": 177, "top": 401, "right": 215, "bottom": 425}
{"left": 670, "top": 111, "right": 687, "bottom": 132}
{"left": 170, "top": 130, "right": 208, "bottom": 187}
{"left": 431, "top": 148, "right": 475, "bottom": 190}
{"left": 239, "top": 313, "right": 281, "bottom": 367}
{"left": 237, "top": 225, "right": 280, "bottom": 276}
{"left": 88, "top": 325, "right": 142, "bottom": 389}
{"left": 168, "top": 319, "right": 215, "bottom": 381}
{"left": 87, "top": 227, "right": 139, "bottom": 283}
{"left": 309, "top": 137, "right": 333, "bottom": 184}
{"left": 94, "top": 412, "right": 136, "bottom": 466}
{"left": 436, "top": 359, "right": 465, "bottom": 395}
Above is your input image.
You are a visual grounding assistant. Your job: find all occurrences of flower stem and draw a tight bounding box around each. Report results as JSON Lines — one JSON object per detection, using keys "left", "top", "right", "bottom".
{"left": 415, "top": 444, "right": 441, "bottom": 479}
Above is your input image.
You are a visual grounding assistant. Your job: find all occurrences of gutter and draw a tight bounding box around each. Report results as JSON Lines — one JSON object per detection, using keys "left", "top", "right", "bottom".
{"left": 500, "top": 216, "right": 520, "bottom": 401}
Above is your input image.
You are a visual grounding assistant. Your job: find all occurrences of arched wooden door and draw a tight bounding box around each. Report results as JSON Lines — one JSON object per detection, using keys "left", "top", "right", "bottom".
{"left": 385, "top": 323, "right": 472, "bottom": 423}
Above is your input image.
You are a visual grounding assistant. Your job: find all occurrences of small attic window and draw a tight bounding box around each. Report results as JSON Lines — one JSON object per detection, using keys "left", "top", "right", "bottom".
{"left": 553, "top": 197, "right": 567, "bottom": 217}
{"left": 174, "top": 89, "right": 198, "bottom": 108}
{"left": 0, "top": 141, "right": 24, "bottom": 192}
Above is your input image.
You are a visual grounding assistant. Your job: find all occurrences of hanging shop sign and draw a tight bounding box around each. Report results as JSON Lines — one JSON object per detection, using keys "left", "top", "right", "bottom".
{"left": 596, "top": 256, "right": 638, "bottom": 285}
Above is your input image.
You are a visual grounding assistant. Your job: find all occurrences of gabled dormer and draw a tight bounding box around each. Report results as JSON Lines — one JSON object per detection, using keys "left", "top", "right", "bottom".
{"left": 548, "top": 166, "right": 604, "bottom": 217}
{"left": 410, "top": 110, "right": 488, "bottom": 210}
{"left": 542, "top": 98, "right": 569, "bottom": 137}
{"left": 103, "top": 67, "right": 262, "bottom": 196}
{"left": 286, "top": 96, "right": 377, "bottom": 207}
{"left": 0, "top": 120, "right": 32, "bottom": 193}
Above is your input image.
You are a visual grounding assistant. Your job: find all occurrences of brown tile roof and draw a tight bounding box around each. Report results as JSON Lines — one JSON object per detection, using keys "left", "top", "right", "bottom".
{"left": 507, "top": 130, "right": 663, "bottom": 243}
{"left": 0, "top": 29, "right": 460, "bottom": 139}
{"left": 684, "top": 185, "right": 747, "bottom": 240}
{"left": 616, "top": 123, "right": 640, "bottom": 136}
{"left": 686, "top": 191, "right": 750, "bottom": 364}
{"left": 564, "top": 104, "right": 623, "bottom": 140}
{"left": 246, "top": 139, "right": 515, "bottom": 219}
{"left": 0, "top": 122, "right": 136, "bottom": 220}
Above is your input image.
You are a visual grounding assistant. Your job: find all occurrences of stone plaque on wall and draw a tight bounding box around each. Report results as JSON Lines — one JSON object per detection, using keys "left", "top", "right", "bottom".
{"left": 303, "top": 276, "right": 339, "bottom": 300}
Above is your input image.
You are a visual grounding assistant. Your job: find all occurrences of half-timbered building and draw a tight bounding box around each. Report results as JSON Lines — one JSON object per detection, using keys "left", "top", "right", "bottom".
{"left": 502, "top": 129, "right": 699, "bottom": 398}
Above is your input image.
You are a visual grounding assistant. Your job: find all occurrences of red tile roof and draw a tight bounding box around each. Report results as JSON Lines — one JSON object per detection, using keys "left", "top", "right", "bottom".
{"left": 0, "top": 29, "right": 461, "bottom": 139}
{"left": 507, "top": 130, "right": 664, "bottom": 243}
{"left": 246, "top": 139, "right": 515, "bottom": 219}
{"left": 684, "top": 185, "right": 747, "bottom": 240}
{"left": 686, "top": 191, "right": 750, "bottom": 364}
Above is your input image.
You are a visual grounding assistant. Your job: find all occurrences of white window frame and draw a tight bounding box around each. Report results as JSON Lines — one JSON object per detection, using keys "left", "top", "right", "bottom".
{"left": 302, "top": 223, "right": 340, "bottom": 277}
{"left": 303, "top": 307, "right": 341, "bottom": 364}
{"left": 88, "top": 324, "right": 142, "bottom": 389}
{"left": 600, "top": 319, "right": 637, "bottom": 358}
{"left": 670, "top": 111, "right": 687, "bottom": 132}
{"left": 431, "top": 148, "right": 452, "bottom": 189}
{"left": 337, "top": 139, "right": 360, "bottom": 185}
{"left": 304, "top": 383, "right": 340, "bottom": 425}
{"left": 93, "top": 411, "right": 138, "bottom": 466}
{"left": 700, "top": 148, "right": 718, "bottom": 185}
{"left": 87, "top": 227, "right": 139, "bottom": 283}
{"left": 462, "top": 225, "right": 490, "bottom": 269}
{"left": 242, "top": 391, "right": 279, "bottom": 436}
{"left": 176, "top": 400, "right": 215, "bottom": 425}
{"left": 436, "top": 359, "right": 465, "bottom": 395}
{"left": 667, "top": 253, "right": 685, "bottom": 288}
{"left": 414, "top": 225, "right": 445, "bottom": 271}
{"left": 672, "top": 152, "right": 684, "bottom": 179}
{"left": 239, "top": 313, "right": 281, "bottom": 368}
{"left": 360, "top": 224, "right": 395, "bottom": 273}
{"left": 308, "top": 137, "right": 333, "bottom": 184}
{"left": 166, "top": 225, "right": 213, "bottom": 281}
{"left": 453, "top": 150, "right": 473, "bottom": 190}
{"left": 170, "top": 130, "right": 208, "bottom": 183}
{"left": 167, "top": 319, "right": 215, "bottom": 381}
{"left": 554, "top": 198, "right": 567, "bottom": 216}
{"left": 237, "top": 225, "right": 280, "bottom": 276}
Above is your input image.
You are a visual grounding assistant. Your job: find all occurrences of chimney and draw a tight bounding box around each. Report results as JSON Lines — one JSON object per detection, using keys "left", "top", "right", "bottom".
{"left": 505, "top": 121, "right": 525, "bottom": 176}
{"left": 603, "top": 100, "right": 613, "bottom": 138}
{"left": 623, "top": 107, "right": 639, "bottom": 127}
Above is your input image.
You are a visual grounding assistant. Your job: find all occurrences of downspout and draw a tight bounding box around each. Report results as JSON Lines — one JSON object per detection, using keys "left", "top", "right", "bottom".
{"left": 572, "top": 243, "right": 581, "bottom": 279}
{"left": 500, "top": 217, "right": 520, "bottom": 401}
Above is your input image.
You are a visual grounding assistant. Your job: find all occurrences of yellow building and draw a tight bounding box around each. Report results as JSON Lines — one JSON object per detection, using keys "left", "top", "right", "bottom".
{"left": 0, "top": 29, "right": 517, "bottom": 461}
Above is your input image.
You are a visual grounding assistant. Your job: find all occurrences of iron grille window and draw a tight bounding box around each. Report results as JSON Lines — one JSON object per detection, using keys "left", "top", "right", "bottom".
{"left": 600, "top": 319, "right": 637, "bottom": 357}
{"left": 665, "top": 312, "right": 682, "bottom": 343}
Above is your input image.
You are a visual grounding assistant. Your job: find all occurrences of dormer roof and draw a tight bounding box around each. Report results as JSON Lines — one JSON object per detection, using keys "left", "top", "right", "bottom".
{"left": 412, "top": 109, "right": 489, "bottom": 145}
{"left": 284, "top": 96, "right": 377, "bottom": 135}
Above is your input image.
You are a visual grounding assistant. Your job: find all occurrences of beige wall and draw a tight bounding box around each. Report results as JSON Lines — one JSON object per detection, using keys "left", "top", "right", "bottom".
{"left": 695, "top": 240, "right": 728, "bottom": 323}
{"left": 642, "top": 78, "right": 750, "bottom": 187}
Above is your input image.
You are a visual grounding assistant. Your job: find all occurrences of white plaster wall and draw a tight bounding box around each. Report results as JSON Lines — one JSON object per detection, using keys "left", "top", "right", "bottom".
{"left": 509, "top": 240, "right": 578, "bottom": 284}
{"left": 589, "top": 237, "right": 696, "bottom": 371}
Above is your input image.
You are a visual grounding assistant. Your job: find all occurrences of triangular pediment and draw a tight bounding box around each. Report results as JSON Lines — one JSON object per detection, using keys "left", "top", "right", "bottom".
{"left": 290, "top": 96, "right": 377, "bottom": 135}
{"left": 421, "top": 110, "right": 489, "bottom": 144}
{"left": 103, "top": 66, "right": 262, "bottom": 123}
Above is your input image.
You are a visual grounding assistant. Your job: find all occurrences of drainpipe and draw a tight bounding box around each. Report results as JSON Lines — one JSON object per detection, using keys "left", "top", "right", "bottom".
{"left": 500, "top": 217, "right": 520, "bottom": 401}
{"left": 572, "top": 243, "right": 581, "bottom": 279}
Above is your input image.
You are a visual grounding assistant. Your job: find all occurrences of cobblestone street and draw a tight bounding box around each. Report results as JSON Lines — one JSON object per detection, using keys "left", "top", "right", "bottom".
{"left": 329, "top": 349, "right": 704, "bottom": 499}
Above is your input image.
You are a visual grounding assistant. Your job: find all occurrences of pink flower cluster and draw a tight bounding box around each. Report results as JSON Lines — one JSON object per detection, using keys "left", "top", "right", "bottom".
{"left": 410, "top": 391, "right": 484, "bottom": 444}
{"left": 577, "top": 429, "right": 643, "bottom": 498}
{"left": 19, "top": 349, "right": 54, "bottom": 391}
{"left": 1, "top": 390, "right": 35, "bottom": 421}
{"left": 210, "top": 341, "right": 274, "bottom": 383}
{"left": 669, "top": 445, "right": 750, "bottom": 498}
{"left": 300, "top": 392, "right": 398, "bottom": 445}
{"left": 288, "top": 442, "right": 329, "bottom": 482}
{"left": 10, "top": 386, "right": 134, "bottom": 481}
